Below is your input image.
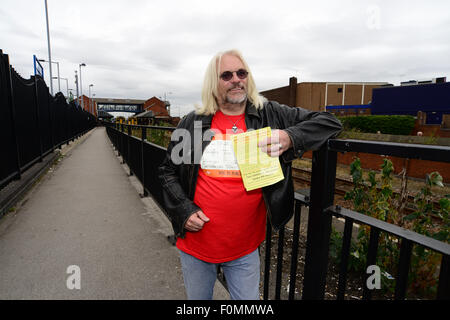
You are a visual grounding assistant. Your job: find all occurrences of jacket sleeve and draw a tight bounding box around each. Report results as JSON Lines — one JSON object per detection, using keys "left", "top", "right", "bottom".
{"left": 158, "top": 115, "right": 201, "bottom": 238}
{"left": 269, "top": 101, "right": 342, "bottom": 162}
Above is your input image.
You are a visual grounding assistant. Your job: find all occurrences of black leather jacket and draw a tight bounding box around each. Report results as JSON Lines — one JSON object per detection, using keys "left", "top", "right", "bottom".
{"left": 158, "top": 100, "right": 342, "bottom": 238}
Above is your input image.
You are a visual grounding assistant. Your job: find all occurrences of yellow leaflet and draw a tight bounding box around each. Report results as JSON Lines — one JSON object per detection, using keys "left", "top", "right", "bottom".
{"left": 231, "top": 127, "right": 284, "bottom": 191}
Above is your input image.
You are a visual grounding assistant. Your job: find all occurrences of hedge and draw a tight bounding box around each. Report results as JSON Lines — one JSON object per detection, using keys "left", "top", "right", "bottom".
{"left": 338, "top": 115, "right": 416, "bottom": 135}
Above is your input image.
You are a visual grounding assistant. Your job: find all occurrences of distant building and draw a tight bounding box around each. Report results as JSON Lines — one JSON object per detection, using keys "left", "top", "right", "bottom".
{"left": 142, "top": 96, "right": 171, "bottom": 124}
{"left": 323, "top": 76, "right": 450, "bottom": 136}
{"left": 91, "top": 95, "right": 179, "bottom": 125}
{"left": 97, "top": 110, "right": 114, "bottom": 121}
{"left": 78, "top": 95, "right": 99, "bottom": 117}
{"left": 260, "top": 77, "right": 389, "bottom": 112}
{"left": 370, "top": 78, "right": 449, "bottom": 125}
{"left": 94, "top": 97, "right": 146, "bottom": 115}
{"left": 143, "top": 96, "right": 169, "bottom": 115}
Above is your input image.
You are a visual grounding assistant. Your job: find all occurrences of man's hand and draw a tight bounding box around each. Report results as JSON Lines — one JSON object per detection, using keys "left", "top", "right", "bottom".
{"left": 184, "top": 210, "right": 210, "bottom": 232}
{"left": 258, "top": 129, "right": 293, "bottom": 157}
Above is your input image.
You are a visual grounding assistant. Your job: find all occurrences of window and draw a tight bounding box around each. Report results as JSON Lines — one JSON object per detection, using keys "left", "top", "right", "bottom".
{"left": 337, "top": 88, "right": 343, "bottom": 93}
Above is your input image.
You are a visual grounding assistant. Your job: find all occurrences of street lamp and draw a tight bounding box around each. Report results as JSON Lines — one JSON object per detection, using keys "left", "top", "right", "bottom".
{"left": 79, "top": 63, "right": 86, "bottom": 110}
{"left": 89, "top": 84, "right": 94, "bottom": 114}
{"left": 44, "top": 0, "right": 53, "bottom": 95}
{"left": 53, "top": 76, "right": 69, "bottom": 98}
{"left": 74, "top": 70, "right": 79, "bottom": 105}
{"left": 39, "top": 59, "right": 60, "bottom": 93}
{"left": 92, "top": 93, "right": 96, "bottom": 116}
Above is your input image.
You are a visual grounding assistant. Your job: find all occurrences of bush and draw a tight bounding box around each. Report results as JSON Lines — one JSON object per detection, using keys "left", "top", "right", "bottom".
{"left": 338, "top": 115, "right": 416, "bottom": 135}
{"left": 146, "top": 121, "right": 173, "bottom": 148}
{"left": 334, "top": 157, "right": 450, "bottom": 298}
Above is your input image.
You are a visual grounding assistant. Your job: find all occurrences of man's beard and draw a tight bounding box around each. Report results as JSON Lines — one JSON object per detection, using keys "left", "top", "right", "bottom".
{"left": 225, "top": 87, "right": 247, "bottom": 104}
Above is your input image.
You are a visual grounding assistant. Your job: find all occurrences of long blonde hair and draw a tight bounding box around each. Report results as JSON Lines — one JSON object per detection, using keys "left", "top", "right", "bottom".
{"left": 195, "top": 49, "right": 266, "bottom": 115}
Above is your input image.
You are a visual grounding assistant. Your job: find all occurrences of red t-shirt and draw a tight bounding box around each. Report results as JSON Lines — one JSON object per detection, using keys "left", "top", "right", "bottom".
{"left": 176, "top": 110, "right": 267, "bottom": 263}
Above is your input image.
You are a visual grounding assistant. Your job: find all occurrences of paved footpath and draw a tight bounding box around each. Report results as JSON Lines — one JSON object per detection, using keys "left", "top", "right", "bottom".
{"left": 0, "top": 127, "right": 227, "bottom": 300}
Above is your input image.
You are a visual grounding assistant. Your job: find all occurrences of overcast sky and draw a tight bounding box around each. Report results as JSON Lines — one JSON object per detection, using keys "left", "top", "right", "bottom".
{"left": 2, "top": 0, "right": 450, "bottom": 117}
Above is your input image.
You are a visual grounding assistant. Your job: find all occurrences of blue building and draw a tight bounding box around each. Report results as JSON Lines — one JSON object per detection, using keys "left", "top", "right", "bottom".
{"left": 370, "top": 79, "right": 449, "bottom": 125}
{"left": 326, "top": 78, "right": 450, "bottom": 126}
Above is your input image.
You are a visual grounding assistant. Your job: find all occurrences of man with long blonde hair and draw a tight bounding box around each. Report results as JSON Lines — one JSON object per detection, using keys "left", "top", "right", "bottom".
{"left": 159, "top": 49, "right": 342, "bottom": 300}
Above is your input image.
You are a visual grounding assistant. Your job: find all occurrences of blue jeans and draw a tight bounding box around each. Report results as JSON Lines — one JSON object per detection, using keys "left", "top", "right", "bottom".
{"left": 179, "top": 249, "right": 261, "bottom": 300}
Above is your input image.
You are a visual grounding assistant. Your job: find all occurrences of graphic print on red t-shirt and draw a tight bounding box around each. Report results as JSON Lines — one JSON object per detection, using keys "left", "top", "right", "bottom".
{"left": 176, "top": 111, "right": 267, "bottom": 263}
{"left": 199, "top": 132, "right": 242, "bottom": 179}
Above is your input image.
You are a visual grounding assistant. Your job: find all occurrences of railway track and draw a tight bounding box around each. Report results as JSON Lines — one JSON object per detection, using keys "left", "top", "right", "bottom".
{"left": 292, "top": 167, "right": 441, "bottom": 215}
{"left": 292, "top": 167, "right": 354, "bottom": 197}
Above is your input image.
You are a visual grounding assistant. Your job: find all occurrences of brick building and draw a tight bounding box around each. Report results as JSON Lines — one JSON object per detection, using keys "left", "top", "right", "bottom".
{"left": 78, "top": 95, "right": 98, "bottom": 117}
{"left": 143, "top": 96, "right": 169, "bottom": 115}
{"left": 260, "top": 77, "right": 389, "bottom": 111}
{"left": 143, "top": 96, "right": 171, "bottom": 124}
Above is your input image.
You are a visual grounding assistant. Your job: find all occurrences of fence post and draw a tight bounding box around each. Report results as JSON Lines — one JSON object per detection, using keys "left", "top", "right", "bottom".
{"left": 116, "top": 123, "right": 121, "bottom": 157}
{"left": 33, "top": 76, "right": 44, "bottom": 162}
{"left": 140, "top": 126, "right": 148, "bottom": 197}
{"left": 127, "top": 124, "right": 133, "bottom": 176}
{"left": 46, "top": 85, "right": 55, "bottom": 152}
{"left": 120, "top": 123, "right": 124, "bottom": 162}
{"left": 263, "top": 220, "right": 273, "bottom": 300}
{"left": 4, "top": 53, "right": 22, "bottom": 179}
{"left": 65, "top": 98, "right": 70, "bottom": 145}
{"left": 437, "top": 254, "right": 450, "bottom": 300}
{"left": 302, "top": 142, "right": 337, "bottom": 299}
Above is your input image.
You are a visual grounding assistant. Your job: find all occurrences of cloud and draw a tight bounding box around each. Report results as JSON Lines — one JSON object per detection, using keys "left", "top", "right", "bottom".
{"left": 1, "top": 0, "right": 450, "bottom": 116}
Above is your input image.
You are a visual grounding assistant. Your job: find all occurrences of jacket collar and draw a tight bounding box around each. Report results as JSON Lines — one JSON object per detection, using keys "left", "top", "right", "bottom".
{"left": 245, "top": 100, "right": 261, "bottom": 120}
{"left": 196, "top": 113, "right": 213, "bottom": 128}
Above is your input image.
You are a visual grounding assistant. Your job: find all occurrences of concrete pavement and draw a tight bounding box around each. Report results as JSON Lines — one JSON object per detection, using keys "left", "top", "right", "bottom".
{"left": 0, "top": 127, "right": 228, "bottom": 300}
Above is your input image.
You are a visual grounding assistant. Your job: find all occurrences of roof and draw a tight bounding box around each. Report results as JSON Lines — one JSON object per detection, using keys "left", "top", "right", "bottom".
{"left": 134, "top": 110, "right": 155, "bottom": 118}
{"left": 97, "top": 110, "right": 114, "bottom": 118}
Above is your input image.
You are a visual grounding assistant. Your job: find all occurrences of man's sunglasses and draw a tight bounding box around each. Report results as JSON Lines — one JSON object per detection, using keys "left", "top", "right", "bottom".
{"left": 219, "top": 69, "right": 248, "bottom": 81}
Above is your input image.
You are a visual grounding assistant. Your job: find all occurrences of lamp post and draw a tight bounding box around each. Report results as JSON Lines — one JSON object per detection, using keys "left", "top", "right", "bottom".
{"left": 39, "top": 59, "right": 60, "bottom": 93}
{"left": 92, "top": 93, "right": 96, "bottom": 116}
{"left": 53, "top": 76, "right": 68, "bottom": 97}
{"left": 79, "top": 63, "right": 86, "bottom": 110}
{"left": 89, "top": 84, "right": 94, "bottom": 114}
{"left": 74, "top": 70, "right": 79, "bottom": 105}
{"left": 44, "top": 0, "right": 53, "bottom": 95}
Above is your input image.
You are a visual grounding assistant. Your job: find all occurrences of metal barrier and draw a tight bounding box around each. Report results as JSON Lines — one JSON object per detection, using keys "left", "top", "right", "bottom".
{"left": 266, "top": 140, "right": 450, "bottom": 300}
{"left": 104, "top": 123, "right": 174, "bottom": 209}
{"left": 105, "top": 122, "right": 450, "bottom": 300}
{"left": 0, "top": 50, "right": 96, "bottom": 190}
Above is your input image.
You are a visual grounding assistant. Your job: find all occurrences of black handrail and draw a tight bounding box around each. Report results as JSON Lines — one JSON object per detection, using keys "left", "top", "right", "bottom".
{"left": 0, "top": 50, "right": 96, "bottom": 191}
{"left": 329, "top": 139, "right": 450, "bottom": 162}
{"left": 105, "top": 122, "right": 450, "bottom": 300}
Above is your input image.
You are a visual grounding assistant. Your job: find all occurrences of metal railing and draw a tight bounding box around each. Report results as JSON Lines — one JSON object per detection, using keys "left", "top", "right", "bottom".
{"left": 0, "top": 49, "right": 97, "bottom": 191}
{"left": 264, "top": 139, "right": 450, "bottom": 300}
{"left": 104, "top": 122, "right": 175, "bottom": 207}
{"left": 105, "top": 122, "right": 450, "bottom": 300}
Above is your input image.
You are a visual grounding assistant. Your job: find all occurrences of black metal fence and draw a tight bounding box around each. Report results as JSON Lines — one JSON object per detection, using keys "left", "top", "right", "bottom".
{"left": 0, "top": 50, "right": 96, "bottom": 190}
{"left": 105, "top": 122, "right": 450, "bottom": 300}
{"left": 104, "top": 123, "right": 174, "bottom": 205}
